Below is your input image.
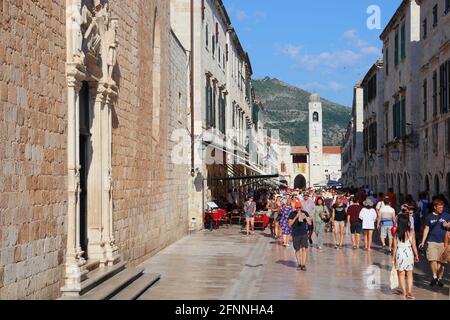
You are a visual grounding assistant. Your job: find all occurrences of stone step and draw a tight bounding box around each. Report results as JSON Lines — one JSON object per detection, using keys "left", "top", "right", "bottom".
{"left": 60, "top": 261, "right": 127, "bottom": 298}
{"left": 110, "top": 273, "right": 161, "bottom": 300}
{"left": 79, "top": 266, "right": 144, "bottom": 300}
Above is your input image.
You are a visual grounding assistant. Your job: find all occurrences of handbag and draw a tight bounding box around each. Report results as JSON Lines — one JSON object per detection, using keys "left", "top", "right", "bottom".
{"left": 390, "top": 264, "right": 399, "bottom": 290}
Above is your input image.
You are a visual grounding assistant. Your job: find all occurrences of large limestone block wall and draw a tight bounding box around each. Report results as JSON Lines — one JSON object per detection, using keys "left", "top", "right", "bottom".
{"left": 108, "top": 0, "right": 189, "bottom": 268}
{"left": 0, "top": 1, "right": 68, "bottom": 299}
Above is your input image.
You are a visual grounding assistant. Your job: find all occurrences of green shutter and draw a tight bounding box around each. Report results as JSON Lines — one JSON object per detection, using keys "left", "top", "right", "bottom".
{"left": 393, "top": 103, "right": 397, "bottom": 138}
{"left": 401, "top": 98, "right": 406, "bottom": 136}
{"left": 206, "top": 82, "right": 210, "bottom": 126}
{"left": 395, "top": 30, "right": 399, "bottom": 66}
{"left": 401, "top": 23, "right": 406, "bottom": 60}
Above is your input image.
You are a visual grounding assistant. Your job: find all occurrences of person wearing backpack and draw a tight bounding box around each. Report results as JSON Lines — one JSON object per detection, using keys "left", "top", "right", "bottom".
{"left": 419, "top": 199, "right": 450, "bottom": 287}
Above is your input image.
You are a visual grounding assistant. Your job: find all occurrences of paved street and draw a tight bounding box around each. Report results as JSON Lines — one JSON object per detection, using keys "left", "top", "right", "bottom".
{"left": 139, "top": 226, "right": 449, "bottom": 300}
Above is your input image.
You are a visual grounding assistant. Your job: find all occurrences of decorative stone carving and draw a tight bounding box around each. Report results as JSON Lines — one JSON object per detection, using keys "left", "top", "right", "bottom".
{"left": 69, "top": 2, "right": 85, "bottom": 63}
{"left": 105, "top": 18, "right": 119, "bottom": 85}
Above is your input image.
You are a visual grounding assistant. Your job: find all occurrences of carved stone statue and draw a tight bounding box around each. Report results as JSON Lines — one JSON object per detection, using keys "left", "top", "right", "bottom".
{"left": 105, "top": 19, "right": 118, "bottom": 84}
{"left": 70, "top": 2, "right": 84, "bottom": 63}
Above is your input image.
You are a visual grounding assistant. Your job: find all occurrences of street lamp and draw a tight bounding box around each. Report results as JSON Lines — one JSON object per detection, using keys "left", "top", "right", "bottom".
{"left": 391, "top": 145, "right": 400, "bottom": 162}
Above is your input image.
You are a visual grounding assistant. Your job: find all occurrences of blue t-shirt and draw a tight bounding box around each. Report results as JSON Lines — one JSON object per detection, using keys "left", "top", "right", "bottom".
{"left": 425, "top": 212, "right": 450, "bottom": 243}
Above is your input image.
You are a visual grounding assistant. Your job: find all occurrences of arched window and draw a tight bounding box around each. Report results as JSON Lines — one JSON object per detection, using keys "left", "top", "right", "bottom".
{"left": 313, "top": 112, "right": 319, "bottom": 122}
{"left": 435, "top": 175, "right": 440, "bottom": 196}
{"left": 425, "top": 175, "right": 430, "bottom": 193}
{"left": 152, "top": 9, "right": 161, "bottom": 141}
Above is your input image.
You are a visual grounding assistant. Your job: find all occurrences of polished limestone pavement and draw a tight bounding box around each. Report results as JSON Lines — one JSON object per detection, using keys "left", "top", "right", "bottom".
{"left": 139, "top": 226, "right": 449, "bottom": 300}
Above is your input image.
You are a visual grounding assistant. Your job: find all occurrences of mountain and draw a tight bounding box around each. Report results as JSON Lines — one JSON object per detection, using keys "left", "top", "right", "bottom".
{"left": 253, "top": 77, "right": 351, "bottom": 147}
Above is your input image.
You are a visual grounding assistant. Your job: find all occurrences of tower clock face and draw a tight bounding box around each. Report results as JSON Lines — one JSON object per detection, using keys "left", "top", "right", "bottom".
{"left": 312, "top": 143, "right": 321, "bottom": 153}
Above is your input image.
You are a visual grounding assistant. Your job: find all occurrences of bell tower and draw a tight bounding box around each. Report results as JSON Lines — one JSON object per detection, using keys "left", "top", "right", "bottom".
{"left": 308, "top": 94, "right": 323, "bottom": 187}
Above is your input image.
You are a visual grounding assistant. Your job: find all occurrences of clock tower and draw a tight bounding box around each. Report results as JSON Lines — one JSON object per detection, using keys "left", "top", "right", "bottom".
{"left": 308, "top": 94, "right": 324, "bottom": 187}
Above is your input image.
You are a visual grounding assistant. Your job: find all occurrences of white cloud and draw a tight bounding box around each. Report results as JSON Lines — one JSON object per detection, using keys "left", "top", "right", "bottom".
{"left": 343, "top": 29, "right": 380, "bottom": 56}
{"left": 280, "top": 44, "right": 303, "bottom": 58}
{"left": 299, "top": 81, "right": 345, "bottom": 93}
{"left": 236, "top": 10, "right": 248, "bottom": 21}
{"left": 360, "top": 46, "right": 381, "bottom": 55}
{"left": 343, "top": 29, "right": 368, "bottom": 48}
{"left": 296, "top": 50, "right": 361, "bottom": 71}
{"left": 255, "top": 11, "right": 267, "bottom": 19}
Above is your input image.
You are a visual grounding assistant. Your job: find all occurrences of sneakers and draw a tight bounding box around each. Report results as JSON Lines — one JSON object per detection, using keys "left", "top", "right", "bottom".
{"left": 335, "top": 244, "right": 339, "bottom": 249}
{"left": 430, "top": 278, "right": 438, "bottom": 286}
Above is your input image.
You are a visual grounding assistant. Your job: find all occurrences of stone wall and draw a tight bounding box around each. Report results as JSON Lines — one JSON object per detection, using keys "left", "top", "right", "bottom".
{"left": 0, "top": 0, "right": 190, "bottom": 299}
{"left": 0, "top": 1, "right": 68, "bottom": 299}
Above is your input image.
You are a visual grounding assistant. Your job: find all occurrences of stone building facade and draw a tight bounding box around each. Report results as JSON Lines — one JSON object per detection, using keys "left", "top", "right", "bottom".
{"left": 171, "top": 0, "right": 260, "bottom": 227}
{"left": 342, "top": 0, "right": 450, "bottom": 200}
{"left": 362, "top": 60, "right": 386, "bottom": 193}
{"left": 417, "top": 0, "right": 450, "bottom": 196}
{"left": 341, "top": 83, "right": 364, "bottom": 188}
{"left": 0, "top": 0, "right": 189, "bottom": 299}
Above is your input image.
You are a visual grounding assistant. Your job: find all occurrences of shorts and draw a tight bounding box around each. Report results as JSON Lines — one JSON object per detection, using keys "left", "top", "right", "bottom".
{"left": 380, "top": 226, "right": 393, "bottom": 240}
{"left": 426, "top": 242, "right": 445, "bottom": 262}
{"left": 244, "top": 214, "right": 254, "bottom": 219}
{"left": 334, "top": 220, "right": 345, "bottom": 228}
{"left": 350, "top": 221, "right": 362, "bottom": 234}
{"left": 293, "top": 235, "right": 309, "bottom": 250}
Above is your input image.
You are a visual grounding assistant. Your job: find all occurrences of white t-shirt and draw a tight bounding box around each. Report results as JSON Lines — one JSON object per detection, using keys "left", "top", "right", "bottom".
{"left": 359, "top": 208, "right": 378, "bottom": 230}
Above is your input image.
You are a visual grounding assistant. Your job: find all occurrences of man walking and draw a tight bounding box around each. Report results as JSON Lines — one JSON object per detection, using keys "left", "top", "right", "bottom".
{"left": 347, "top": 196, "right": 363, "bottom": 249}
{"left": 419, "top": 199, "right": 450, "bottom": 287}
{"left": 289, "top": 203, "right": 312, "bottom": 271}
{"left": 377, "top": 196, "right": 396, "bottom": 253}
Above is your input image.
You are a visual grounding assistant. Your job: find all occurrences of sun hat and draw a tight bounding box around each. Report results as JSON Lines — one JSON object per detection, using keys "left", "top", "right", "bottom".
{"left": 363, "top": 199, "right": 374, "bottom": 207}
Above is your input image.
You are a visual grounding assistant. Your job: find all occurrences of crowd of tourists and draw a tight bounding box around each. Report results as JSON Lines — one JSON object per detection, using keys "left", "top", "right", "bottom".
{"left": 241, "top": 186, "right": 450, "bottom": 299}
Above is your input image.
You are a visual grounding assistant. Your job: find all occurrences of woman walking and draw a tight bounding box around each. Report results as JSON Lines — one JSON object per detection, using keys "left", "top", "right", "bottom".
{"left": 331, "top": 196, "right": 347, "bottom": 249}
{"left": 279, "top": 197, "right": 294, "bottom": 247}
{"left": 359, "top": 199, "right": 377, "bottom": 251}
{"left": 244, "top": 196, "right": 256, "bottom": 236}
{"left": 313, "top": 197, "right": 330, "bottom": 249}
{"left": 393, "top": 214, "right": 420, "bottom": 299}
{"left": 267, "top": 195, "right": 281, "bottom": 239}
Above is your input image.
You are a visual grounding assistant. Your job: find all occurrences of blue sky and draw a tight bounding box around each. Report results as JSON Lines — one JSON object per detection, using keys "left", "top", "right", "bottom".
{"left": 222, "top": 0, "right": 401, "bottom": 107}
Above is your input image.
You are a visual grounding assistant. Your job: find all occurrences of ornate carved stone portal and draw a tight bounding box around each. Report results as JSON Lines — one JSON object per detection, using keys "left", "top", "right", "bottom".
{"left": 62, "top": 0, "right": 120, "bottom": 296}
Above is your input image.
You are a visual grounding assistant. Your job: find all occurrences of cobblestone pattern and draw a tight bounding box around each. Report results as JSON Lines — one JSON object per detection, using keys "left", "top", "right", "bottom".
{"left": 0, "top": 0, "right": 68, "bottom": 300}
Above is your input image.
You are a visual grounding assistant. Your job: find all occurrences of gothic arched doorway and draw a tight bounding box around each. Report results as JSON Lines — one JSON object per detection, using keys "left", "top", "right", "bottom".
{"left": 294, "top": 174, "right": 307, "bottom": 189}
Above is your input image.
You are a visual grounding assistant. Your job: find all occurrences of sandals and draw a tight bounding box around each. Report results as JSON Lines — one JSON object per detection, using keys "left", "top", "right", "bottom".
{"left": 406, "top": 294, "right": 415, "bottom": 300}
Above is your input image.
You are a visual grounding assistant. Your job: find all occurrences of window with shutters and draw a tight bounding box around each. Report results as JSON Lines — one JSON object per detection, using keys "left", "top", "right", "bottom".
{"left": 447, "top": 119, "right": 450, "bottom": 155}
{"left": 394, "top": 29, "right": 399, "bottom": 66}
{"left": 400, "top": 22, "right": 406, "bottom": 60}
{"left": 206, "top": 80, "right": 212, "bottom": 127}
{"left": 424, "top": 128, "right": 429, "bottom": 160}
{"left": 423, "top": 18, "right": 428, "bottom": 39}
{"left": 433, "top": 70, "right": 438, "bottom": 116}
{"left": 432, "top": 123, "right": 438, "bottom": 154}
{"left": 433, "top": 4, "right": 438, "bottom": 27}
{"left": 219, "top": 94, "right": 226, "bottom": 134}
{"left": 205, "top": 24, "right": 209, "bottom": 50}
{"left": 401, "top": 97, "right": 406, "bottom": 136}
{"left": 423, "top": 79, "right": 428, "bottom": 121}
{"left": 212, "top": 35, "right": 215, "bottom": 57}
{"left": 440, "top": 60, "right": 449, "bottom": 114}
{"left": 212, "top": 85, "right": 216, "bottom": 127}
{"left": 385, "top": 47, "right": 389, "bottom": 76}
